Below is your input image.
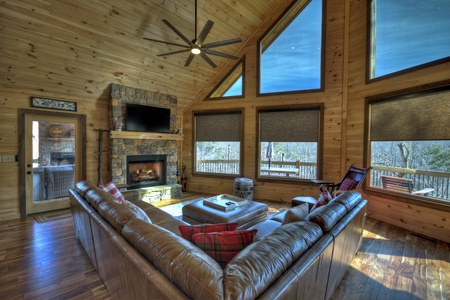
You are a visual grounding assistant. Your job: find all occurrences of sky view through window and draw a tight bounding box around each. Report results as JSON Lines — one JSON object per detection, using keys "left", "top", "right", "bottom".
{"left": 260, "top": 0, "right": 322, "bottom": 94}
{"left": 372, "top": 0, "right": 450, "bottom": 78}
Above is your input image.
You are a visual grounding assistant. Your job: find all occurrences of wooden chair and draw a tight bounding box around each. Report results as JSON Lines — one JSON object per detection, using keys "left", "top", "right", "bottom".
{"left": 292, "top": 164, "right": 370, "bottom": 208}
{"left": 381, "top": 175, "right": 434, "bottom": 195}
{"left": 312, "top": 164, "right": 371, "bottom": 197}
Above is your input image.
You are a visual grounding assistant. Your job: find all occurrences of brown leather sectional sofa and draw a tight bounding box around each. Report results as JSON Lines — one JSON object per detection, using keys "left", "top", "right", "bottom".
{"left": 69, "top": 180, "right": 367, "bottom": 300}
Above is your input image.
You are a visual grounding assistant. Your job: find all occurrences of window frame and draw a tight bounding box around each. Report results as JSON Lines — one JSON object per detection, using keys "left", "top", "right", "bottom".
{"left": 192, "top": 109, "right": 245, "bottom": 178}
{"left": 257, "top": 0, "right": 326, "bottom": 96}
{"left": 364, "top": 81, "right": 450, "bottom": 205}
{"left": 206, "top": 57, "right": 245, "bottom": 100}
{"left": 366, "top": 0, "right": 450, "bottom": 83}
{"left": 255, "top": 104, "right": 324, "bottom": 183}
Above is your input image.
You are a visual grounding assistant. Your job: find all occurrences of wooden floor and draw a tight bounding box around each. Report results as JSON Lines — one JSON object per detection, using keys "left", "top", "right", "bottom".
{"left": 1, "top": 193, "right": 449, "bottom": 300}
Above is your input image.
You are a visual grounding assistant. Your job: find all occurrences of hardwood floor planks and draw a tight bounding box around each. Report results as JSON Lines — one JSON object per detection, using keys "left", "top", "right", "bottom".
{"left": 0, "top": 196, "right": 449, "bottom": 300}
{"left": 332, "top": 217, "right": 450, "bottom": 300}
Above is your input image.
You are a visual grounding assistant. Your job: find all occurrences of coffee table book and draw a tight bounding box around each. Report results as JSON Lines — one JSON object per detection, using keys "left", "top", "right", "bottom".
{"left": 203, "top": 194, "right": 248, "bottom": 212}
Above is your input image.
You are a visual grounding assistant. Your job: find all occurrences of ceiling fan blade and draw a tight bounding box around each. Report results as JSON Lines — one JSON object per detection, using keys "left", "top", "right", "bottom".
{"left": 162, "top": 19, "right": 192, "bottom": 46}
{"left": 157, "top": 49, "right": 190, "bottom": 56}
{"left": 185, "top": 53, "right": 195, "bottom": 67}
{"left": 204, "top": 49, "right": 239, "bottom": 60}
{"left": 199, "top": 52, "right": 217, "bottom": 68}
{"left": 143, "top": 37, "right": 189, "bottom": 48}
{"left": 196, "top": 20, "right": 214, "bottom": 45}
{"left": 203, "top": 38, "right": 243, "bottom": 49}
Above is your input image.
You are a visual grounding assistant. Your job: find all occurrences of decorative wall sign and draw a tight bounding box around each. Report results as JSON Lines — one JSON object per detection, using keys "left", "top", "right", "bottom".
{"left": 31, "top": 97, "right": 77, "bottom": 112}
{"left": 48, "top": 126, "right": 66, "bottom": 138}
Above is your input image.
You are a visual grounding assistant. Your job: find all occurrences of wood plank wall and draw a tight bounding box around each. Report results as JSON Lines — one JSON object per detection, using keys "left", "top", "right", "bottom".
{"left": 181, "top": 0, "right": 450, "bottom": 242}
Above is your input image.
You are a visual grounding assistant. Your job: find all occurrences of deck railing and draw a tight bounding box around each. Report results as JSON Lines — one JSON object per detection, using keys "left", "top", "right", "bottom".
{"left": 370, "top": 166, "right": 450, "bottom": 201}
{"left": 196, "top": 160, "right": 450, "bottom": 201}
{"left": 196, "top": 159, "right": 240, "bottom": 174}
{"left": 196, "top": 159, "right": 317, "bottom": 178}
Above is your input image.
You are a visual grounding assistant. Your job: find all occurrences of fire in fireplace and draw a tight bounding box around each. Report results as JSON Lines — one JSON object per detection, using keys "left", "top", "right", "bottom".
{"left": 126, "top": 155, "right": 167, "bottom": 189}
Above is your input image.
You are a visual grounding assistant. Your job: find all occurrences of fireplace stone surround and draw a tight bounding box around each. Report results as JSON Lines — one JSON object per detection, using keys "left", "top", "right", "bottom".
{"left": 110, "top": 84, "right": 181, "bottom": 199}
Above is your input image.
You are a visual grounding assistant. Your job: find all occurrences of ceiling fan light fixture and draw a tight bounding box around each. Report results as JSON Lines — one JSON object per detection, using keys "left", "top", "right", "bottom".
{"left": 191, "top": 47, "right": 201, "bottom": 55}
{"left": 143, "top": 0, "right": 242, "bottom": 68}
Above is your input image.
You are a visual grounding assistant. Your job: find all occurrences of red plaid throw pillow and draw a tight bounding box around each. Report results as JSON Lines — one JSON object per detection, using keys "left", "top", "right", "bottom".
{"left": 311, "top": 189, "right": 332, "bottom": 212}
{"left": 179, "top": 223, "right": 238, "bottom": 242}
{"left": 340, "top": 178, "right": 359, "bottom": 191}
{"left": 192, "top": 229, "right": 257, "bottom": 268}
{"left": 100, "top": 181, "right": 125, "bottom": 204}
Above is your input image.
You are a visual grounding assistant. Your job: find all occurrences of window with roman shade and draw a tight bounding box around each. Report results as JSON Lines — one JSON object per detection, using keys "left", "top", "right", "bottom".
{"left": 367, "top": 84, "right": 450, "bottom": 201}
{"left": 257, "top": 106, "right": 323, "bottom": 180}
{"left": 194, "top": 110, "right": 243, "bottom": 176}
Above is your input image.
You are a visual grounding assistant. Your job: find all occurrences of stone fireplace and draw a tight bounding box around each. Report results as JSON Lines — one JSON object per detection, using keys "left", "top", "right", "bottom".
{"left": 110, "top": 84, "right": 180, "bottom": 194}
{"left": 127, "top": 154, "right": 167, "bottom": 189}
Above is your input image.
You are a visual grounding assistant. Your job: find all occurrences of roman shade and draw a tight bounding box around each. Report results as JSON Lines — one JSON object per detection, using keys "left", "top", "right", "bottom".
{"left": 370, "top": 87, "right": 450, "bottom": 141}
{"left": 259, "top": 108, "right": 320, "bottom": 142}
{"left": 195, "top": 112, "right": 241, "bottom": 141}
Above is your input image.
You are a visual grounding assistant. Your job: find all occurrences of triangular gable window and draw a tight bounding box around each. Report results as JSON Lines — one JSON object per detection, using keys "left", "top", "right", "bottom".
{"left": 208, "top": 58, "right": 244, "bottom": 99}
{"left": 258, "top": 0, "right": 323, "bottom": 94}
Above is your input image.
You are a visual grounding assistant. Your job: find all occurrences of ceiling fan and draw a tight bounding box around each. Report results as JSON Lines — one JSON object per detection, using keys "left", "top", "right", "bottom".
{"left": 143, "top": 0, "right": 242, "bottom": 68}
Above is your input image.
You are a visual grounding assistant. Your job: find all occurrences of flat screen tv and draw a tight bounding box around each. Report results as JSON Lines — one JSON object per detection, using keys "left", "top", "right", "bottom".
{"left": 125, "top": 104, "right": 171, "bottom": 133}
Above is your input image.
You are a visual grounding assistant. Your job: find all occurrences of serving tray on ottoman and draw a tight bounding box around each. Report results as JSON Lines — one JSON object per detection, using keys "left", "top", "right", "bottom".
{"left": 203, "top": 194, "right": 248, "bottom": 211}
{"left": 182, "top": 197, "right": 268, "bottom": 229}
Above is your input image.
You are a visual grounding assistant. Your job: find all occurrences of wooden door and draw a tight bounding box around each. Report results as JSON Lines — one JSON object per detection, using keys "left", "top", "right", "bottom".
{"left": 19, "top": 109, "right": 86, "bottom": 216}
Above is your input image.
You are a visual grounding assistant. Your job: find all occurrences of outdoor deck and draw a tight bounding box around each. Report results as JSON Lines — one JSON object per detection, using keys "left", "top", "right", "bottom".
{"left": 196, "top": 160, "right": 450, "bottom": 201}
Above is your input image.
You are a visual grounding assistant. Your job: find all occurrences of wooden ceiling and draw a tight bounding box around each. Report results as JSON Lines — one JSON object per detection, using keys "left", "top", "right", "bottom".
{"left": 1, "top": 0, "right": 293, "bottom": 112}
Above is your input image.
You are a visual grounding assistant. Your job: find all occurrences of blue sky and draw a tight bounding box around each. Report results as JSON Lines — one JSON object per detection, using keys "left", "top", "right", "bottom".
{"left": 374, "top": 0, "right": 450, "bottom": 77}
{"left": 260, "top": 0, "right": 322, "bottom": 93}
{"left": 225, "top": 0, "right": 450, "bottom": 95}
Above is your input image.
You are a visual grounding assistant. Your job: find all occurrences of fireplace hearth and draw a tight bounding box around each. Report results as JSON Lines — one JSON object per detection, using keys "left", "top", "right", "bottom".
{"left": 126, "top": 155, "right": 167, "bottom": 189}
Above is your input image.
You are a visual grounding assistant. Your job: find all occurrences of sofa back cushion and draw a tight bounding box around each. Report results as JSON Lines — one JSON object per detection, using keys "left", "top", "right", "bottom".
{"left": 306, "top": 202, "right": 347, "bottom": 232}
{"left": 85, "top": 188, "right": 116, "bottom": 210}
{"left": 282, "top": 202, "right": 309, "bottom": 224}
{"left": 97, "top": 199, "right": 143, "bottom": 232}
{"left": 122, "top": 219, "right": 224, "bottom": 300}
{"left": 75, "top": 180, "right": 97, "bottom": 197}
{"left": 329, "top": 191, "right": 362, "bottom": 212}
{"left": 224, "top": 221, "right": 323, "bottom": 300}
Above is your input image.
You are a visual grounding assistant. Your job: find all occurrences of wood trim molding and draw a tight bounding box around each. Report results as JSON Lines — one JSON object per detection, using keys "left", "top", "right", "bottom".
{"left": 110, "top": 131, "right": 184, "bottom": 141}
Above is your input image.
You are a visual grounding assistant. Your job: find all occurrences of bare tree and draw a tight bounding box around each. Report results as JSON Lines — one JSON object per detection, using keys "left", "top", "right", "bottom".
{"left": 396, "top": 142, "right": 410, "bottom": 177}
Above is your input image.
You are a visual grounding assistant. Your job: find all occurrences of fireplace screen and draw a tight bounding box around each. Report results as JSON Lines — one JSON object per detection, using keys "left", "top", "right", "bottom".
{"left": 126, "top": 155, "right": 166, "bottom": 189}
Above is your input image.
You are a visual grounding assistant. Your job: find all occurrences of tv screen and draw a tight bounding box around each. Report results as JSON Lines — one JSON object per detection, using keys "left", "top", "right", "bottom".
{"left": 126, "top": 104, "right": 171, "bottom": 133}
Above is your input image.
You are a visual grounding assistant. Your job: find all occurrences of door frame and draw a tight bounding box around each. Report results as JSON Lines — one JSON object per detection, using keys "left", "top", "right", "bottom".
{"left": 18, "top": 109, "right": 87, "bottom": 217}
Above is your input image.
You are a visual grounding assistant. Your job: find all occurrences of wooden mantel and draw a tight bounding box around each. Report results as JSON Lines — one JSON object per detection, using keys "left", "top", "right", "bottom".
{"left": 110, "top": 130, "right": 184, "bottom": 141}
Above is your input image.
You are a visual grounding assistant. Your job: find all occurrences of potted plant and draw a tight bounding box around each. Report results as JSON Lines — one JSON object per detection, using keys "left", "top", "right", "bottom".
{"left": 115, "top": 121, "right": 123, "bottom": 131}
